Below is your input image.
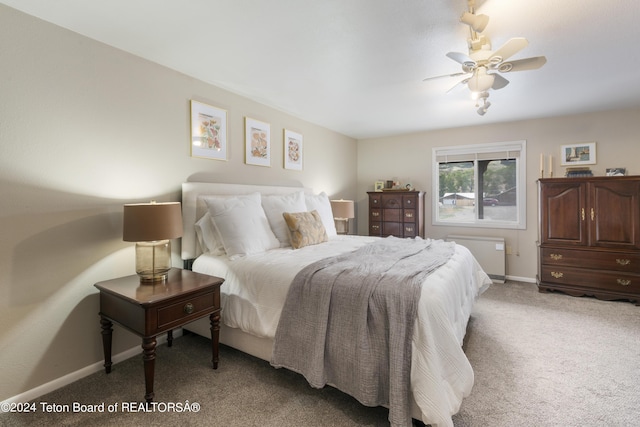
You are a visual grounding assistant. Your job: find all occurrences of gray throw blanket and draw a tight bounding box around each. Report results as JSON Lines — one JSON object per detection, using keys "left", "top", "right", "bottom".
{"left": 271, "top": 237, "right": 455, "bottom": 427}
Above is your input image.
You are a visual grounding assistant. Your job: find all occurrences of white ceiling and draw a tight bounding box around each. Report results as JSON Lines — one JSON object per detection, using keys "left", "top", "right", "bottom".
{"left": 3, "top": 0, "right": 639, "bottom": 139}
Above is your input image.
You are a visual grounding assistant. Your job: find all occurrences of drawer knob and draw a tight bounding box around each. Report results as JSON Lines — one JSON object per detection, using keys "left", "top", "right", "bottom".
{"left": 405, "top": 212, "right": 413, "bottom": 218}
{"left": 550, "top": 253, "right": 563, "bottom": 261}
{"left": 372, "top": 212, "right": 379, "bottom": 217}
{"left": 407, "top": 200, "right": 412, "bottom": 205}
{"left": 183, "top": 303, "right": 195, "bottom": 314}
{"left": 617, "top": 279, "right": 631, "bottom": 286}
{"left": 372, "top": 225, "right": 380, "bottom": 230}
{"left": 616, "top": 259, "right": 631, "bottom": 266}
{"left": 405, "top": 227, "right": 414, "bottom": 232}
{"left": 551, "top": 271, "right": 564, "bottom": 279}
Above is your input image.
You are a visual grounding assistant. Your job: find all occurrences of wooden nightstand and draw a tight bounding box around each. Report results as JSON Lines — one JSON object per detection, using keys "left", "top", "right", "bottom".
{"left": 94, "top": 268, "right": 224, "bottom": 402}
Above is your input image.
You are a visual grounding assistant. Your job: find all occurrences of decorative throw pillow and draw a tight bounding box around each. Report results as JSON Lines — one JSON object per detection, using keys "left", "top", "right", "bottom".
{"left": 261, "top": 191, "right": 307, "bottom": 247}
{"left": 194, "top": 212, "right": 225, "bottom": 255}
{"left": 304, "top": 192, "right": 337, "bottom": 236}
{"left": 203, "top": 192, "right": 280, "bottom": 258}
{"left": 283, "top": 210, "right": 328, "bottom": 249}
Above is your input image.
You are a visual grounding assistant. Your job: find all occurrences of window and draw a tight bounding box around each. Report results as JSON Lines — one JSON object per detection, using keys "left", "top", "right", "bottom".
{"left": 432, "top": 140, "right": 526, "bottom": 229}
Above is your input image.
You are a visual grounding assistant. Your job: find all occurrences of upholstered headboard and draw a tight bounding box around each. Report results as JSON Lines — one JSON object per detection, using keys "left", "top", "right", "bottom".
{"left": 181, "top": 182, "right": 312, "bottom": 261}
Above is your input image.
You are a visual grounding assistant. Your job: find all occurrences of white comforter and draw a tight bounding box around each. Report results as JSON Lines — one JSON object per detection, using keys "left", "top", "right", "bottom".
{"left": 192, "top": 235, "right": 491, "bottom": 427}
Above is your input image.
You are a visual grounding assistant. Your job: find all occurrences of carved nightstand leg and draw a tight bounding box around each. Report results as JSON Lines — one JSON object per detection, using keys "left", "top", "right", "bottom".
{"left": 99, "top": 317, "right": 113, "bottom": 374}
{"left": 210, "top": 311, "right": 220, "bottom": 369}
{"left": 142, "top": 337, "right": 157, "bottom": 402}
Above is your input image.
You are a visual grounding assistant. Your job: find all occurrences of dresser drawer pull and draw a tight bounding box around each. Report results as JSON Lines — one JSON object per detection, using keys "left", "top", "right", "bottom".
{"left": 372, "top": 225, "right": 380, "bottom": 230}
{"left": 550, "top": 253, "right": 563, "bottom": 261}
{"left": 591, "top": 208, "right": 595, "bottom": 221}
{"left": 405, "top": 226, "right": 414, "bottom": 232}
{"left": 617, "top": 279, "right": 631, "bottom": 286}
{"left": 581, "top": 208, "right": 585, "bottom": 221}
{"left": 406, "top": 199, "right": 412, "bottom": 205}
{"left": 372, "top": 199, "right": 379, "bottom": 204}
{"left": 616, "top": 259, "right": 631, "bottom": 266}
{"left": 372, "top": 212, "right": 380, "bottom": 217}
{"left": 551, "top": 271, "right": 564, "bottom": 279}
{"left": 405, "top": 212, "right": 413, "bottom": 218}
{"left": 183, "top": 303, "right": 195, "bottom": 315}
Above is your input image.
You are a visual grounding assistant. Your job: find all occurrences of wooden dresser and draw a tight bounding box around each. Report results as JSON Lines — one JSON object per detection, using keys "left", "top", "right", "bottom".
{"left": 367, "top": 191, "right": 424, "bottom": 238}
{"left": 538, "top": 176, "right": 640, "bottom": 305}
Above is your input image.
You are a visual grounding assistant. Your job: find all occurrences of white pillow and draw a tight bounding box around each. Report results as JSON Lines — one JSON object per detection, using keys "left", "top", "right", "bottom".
{"left": 261, "top": 191, "right": 307, "bottom": 247}
{"left": 305, "top": 192, "right": 337, "bottom": 236}
{"left": 203, "top": 192, "right": 280, "bottom": 258}
{"left": 194, "top": 212, "right": 225, "bottom": 255}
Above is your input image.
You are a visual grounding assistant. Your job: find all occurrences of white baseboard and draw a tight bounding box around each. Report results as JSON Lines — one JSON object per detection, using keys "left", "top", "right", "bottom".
{"left": 505, "top": 275, "right": 537, "bottom": 284}
{"left": 1, "top": 330, "right": 181, "bottom": 406}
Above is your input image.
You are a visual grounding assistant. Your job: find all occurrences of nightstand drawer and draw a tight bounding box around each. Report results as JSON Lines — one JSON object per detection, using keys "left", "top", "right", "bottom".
{"left": 155, "top": 291, "right": 217, "bottom": 333}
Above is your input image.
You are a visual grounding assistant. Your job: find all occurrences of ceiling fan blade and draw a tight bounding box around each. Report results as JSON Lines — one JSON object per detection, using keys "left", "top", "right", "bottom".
{"left": 447, "top": 77, "right": 471, "bottom": 93}
{"left": 489, "top": 37, "right": 529, "bottom": 63}
{"left": 496, "top": 56, "right": 547, "bottom": 72}
{"left": 446, "top": 51, "right": 476, "bottom": 68}
{"left": 423, "top": 71, "right": 468, "bottom": 82}
{"left": 491, "top": 74, "right": 510, "bottom": 90}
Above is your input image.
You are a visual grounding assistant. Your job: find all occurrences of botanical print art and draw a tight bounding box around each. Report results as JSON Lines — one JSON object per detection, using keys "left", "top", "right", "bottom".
{"left": 245, "top": 117, "right": 270, "bottom": 166}
{"left": 190, "top": 100, "right": 227, "bottom": 161}
{"left": 284, "top": 129, "right": 303, "bottom": 170}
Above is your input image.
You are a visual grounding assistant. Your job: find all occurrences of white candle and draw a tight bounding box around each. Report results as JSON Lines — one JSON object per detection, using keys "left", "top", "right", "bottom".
{"left": 540, "top": 153, "right": 544, "bottom": 177}
{"left": 549, "top": 155, "right": 553, "bottom": 177}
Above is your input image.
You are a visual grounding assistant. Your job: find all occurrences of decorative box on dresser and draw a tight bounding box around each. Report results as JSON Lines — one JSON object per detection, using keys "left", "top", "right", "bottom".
{"left": 538, "top": 176, "right": 640, "bottom": 305}
{"left": 367, "top": 190, "right": 424, "bottom": 238}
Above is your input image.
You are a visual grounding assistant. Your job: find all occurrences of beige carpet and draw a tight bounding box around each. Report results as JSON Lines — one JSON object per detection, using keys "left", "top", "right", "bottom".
{"left": 2, "top": 281, "right": 638, "bottom": 426}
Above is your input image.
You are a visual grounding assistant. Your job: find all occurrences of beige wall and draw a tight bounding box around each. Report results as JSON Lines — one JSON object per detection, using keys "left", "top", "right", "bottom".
{"left": 0, "top": 6, "right": 356, "bottom": 401}
{"left": 357, "top": 107, "right": 640, "bottom": 280}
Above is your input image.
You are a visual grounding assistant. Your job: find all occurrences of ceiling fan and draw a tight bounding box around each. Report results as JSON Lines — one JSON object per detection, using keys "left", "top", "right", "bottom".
{"left": 424, "top": 0, "right": 546, "bottom": 115}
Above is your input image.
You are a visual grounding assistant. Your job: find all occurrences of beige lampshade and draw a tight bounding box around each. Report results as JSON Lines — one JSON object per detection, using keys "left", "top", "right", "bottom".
{"left": 330, "top": 199, "right": 355, "bottom": 219}
{"left": 123, "top": 201, "right": 183, "bottom": 282}
{"left": 123, "top": 202, "right": 183, "bottom": 242}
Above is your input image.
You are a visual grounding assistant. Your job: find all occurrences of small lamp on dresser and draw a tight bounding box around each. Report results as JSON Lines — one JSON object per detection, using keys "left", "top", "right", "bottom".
{"left": 330, "top": 199, "right": 355, "bottom": 235}
{"left": 123, "top": 201, "right": 183, "bottom": 283}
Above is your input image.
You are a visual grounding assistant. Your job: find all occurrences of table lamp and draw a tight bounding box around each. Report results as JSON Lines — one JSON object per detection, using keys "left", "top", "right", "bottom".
{"left": 330, "top": 199, "right": 355, "bottom": 235}
{"left": 123, "top": 201, "right": 183, "bottom": 282}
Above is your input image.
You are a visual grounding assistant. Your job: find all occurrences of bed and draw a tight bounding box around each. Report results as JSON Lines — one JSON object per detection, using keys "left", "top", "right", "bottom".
{"left": 180, "top": 182, "right": 491, "bottom": 427}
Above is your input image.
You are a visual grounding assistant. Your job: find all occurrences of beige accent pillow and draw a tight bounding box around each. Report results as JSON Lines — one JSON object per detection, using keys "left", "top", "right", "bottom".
{"left": 283, "top": 210, "right": 328, "bottom": 249}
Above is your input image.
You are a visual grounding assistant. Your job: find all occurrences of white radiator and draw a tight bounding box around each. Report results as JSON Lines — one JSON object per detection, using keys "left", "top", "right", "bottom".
{"left": 446, "top": 235, "right": 505, "bottom": 283}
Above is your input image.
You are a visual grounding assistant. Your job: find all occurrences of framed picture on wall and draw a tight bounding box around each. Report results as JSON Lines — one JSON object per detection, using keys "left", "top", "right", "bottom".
{"left": 283, "top": 129, "right": 303, "bottom": 170}
{"left": 560, "top": 142, "right": 596, "bottom": 166}
{"left": 245, "top": 117, "right": 271, "bottom": 166}
{"left": 190, "top": 100, "right": 227, "bottom": 161}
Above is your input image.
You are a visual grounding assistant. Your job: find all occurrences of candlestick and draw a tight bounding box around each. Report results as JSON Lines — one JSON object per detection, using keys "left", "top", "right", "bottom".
{"left": 549, "top": 155, "right": 553, "bottom": 178}
{"left": 540, "top": 153, "right": 544, "bottom": 178}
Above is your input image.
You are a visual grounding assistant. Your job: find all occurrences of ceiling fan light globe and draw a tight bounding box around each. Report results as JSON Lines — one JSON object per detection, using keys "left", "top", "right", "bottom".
{"left": 468, "top": 68, "right": 495, "bottom": 92}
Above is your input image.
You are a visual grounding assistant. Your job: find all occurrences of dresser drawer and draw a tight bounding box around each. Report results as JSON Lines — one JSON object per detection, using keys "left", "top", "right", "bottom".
{"left": 383, "top": 222, "right": 402, "bottom": 237}
{"left": 154, "top": 291, "right": 217, "bottom": 333}
{"left": 381, "top": 194, "right": 402, "bottom": 209}
{"left": 540, "top": 265, "right": 640, "bottom": 294}
{"left": 403, "top": 209, "right": 416, "bottom": 223}
{"left": 370, "top": 222, "right": 382, "bottom": 236}
{"left": 383, "top": 208, "right": 401, "bottom": 222}
{"left": 403, "top": 224, "right": 417, "bottom": 237}
{"left": 403, "top": 195, "right": 419, "bottom": 209}
{"left": 541, "top": 247, "right": 640, "bottom": 273}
